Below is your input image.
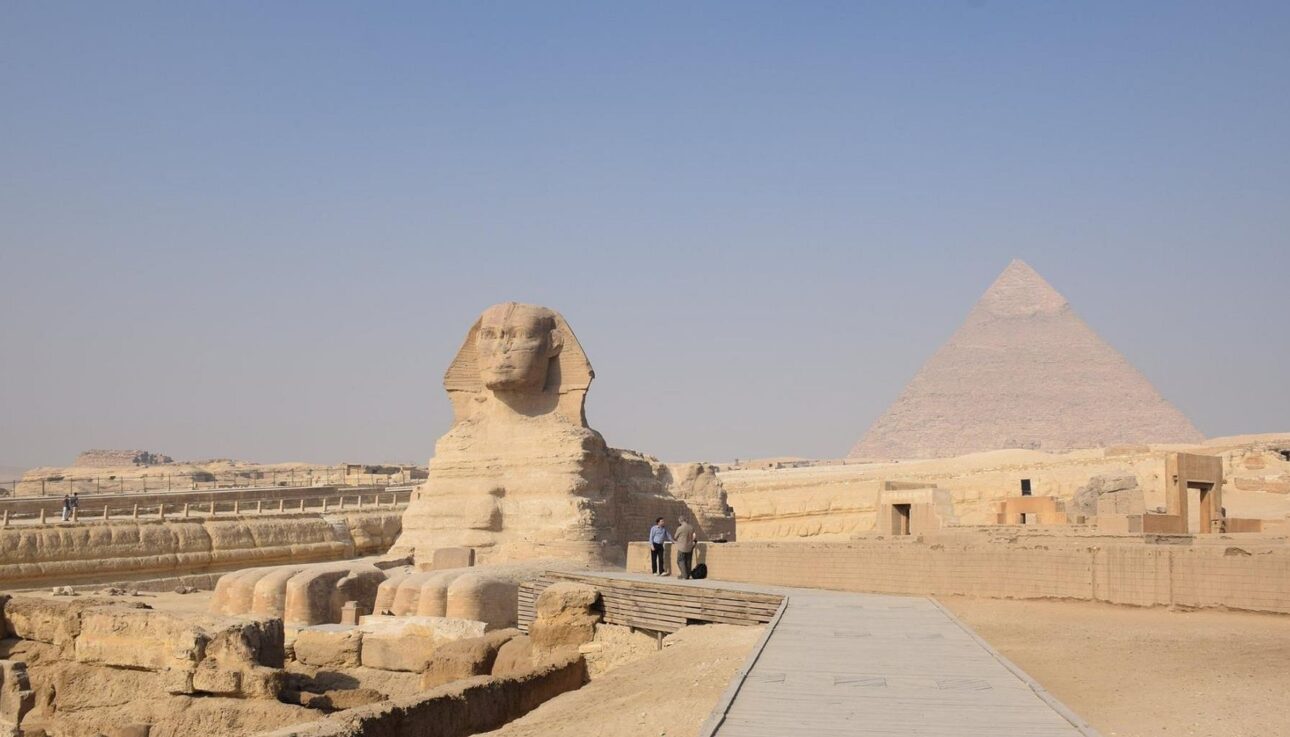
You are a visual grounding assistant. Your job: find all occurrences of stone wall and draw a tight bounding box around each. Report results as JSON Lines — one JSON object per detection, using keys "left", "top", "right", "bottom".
{"left": 720, "top": 437, "right": 1290, "bottom": 537}
{"left": 255, "top": 652, "right": 587, "bottom": 737}
{"left": 627, "top": 534, "right": 1290, "bottom": 615}
{"left": 0, "top": 511, "right": 402, "bottom": 589}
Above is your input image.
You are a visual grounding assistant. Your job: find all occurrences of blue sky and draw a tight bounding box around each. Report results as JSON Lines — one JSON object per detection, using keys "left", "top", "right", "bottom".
{"left": 2, "top": 2, "right": 1288, "bottom": 468}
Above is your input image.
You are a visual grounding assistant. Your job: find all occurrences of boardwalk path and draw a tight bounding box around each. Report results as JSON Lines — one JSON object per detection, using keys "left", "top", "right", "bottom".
{"left": 568, "top": 571, "right": 1099, "bottom": 737}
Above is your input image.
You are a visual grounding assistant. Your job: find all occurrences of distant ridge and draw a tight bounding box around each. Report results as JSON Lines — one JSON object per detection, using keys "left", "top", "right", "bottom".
{"left": 850, "top": 260, "right": 1204, "bottom": 459}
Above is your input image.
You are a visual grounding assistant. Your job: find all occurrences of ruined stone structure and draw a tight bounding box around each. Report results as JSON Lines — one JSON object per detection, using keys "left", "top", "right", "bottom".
{"left": 394, "top": 302, "right": 734, "bottom": 567}
{"left": 73, "top": 449, "right": 174, "bottom": 468}
{"left": 851, "top": 260, "right": 1204, "bottom": 459}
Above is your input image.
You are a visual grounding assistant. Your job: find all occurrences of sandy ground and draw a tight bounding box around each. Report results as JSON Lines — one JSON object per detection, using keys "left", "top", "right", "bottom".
{"left": 480, "top": 624, "right": 762, "bottom": 737}
{"left": 24, "top": 587, "right": 216, "bottom": 614}
{"left": 941, "top": 597, "right": 1290, "bottom": 737}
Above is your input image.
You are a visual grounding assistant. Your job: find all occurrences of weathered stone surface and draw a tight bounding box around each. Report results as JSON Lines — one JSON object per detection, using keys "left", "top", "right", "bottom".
{"left": 851, "top": 260, "right": 1204, "bottom": 459}
{"left": 393, "top": 302, "right": 735, "bottom": 568}
{"left": 419, "top": 628, "right": 519, "bottom": 689}
{"left": 490, "top": 635, "right": 534, "bottom": 678}
{"left": 0, "top": 660, "right": 34, "bottom": 727}
{"left": 530, "top": 583, "right": 601, "bottom": 654}
{"left": 430, "top": 546, "right": 475, "bottom": 570}
{"left": 2, "top": 596, "right": 286, "bottom": 704}
{"left": 0, "top": 512, "right": 401, "bottom": 590}
{"left": 1074, "top": 474, "right": 1143, "bottom": 517}
{"left": 355, "top": 616, "right": 487, "bottom": 673}
{"left": 212, "top": 559, "right": 387, "bottom": 628}
{"left": 293, "top": 625, "right": 363, "bottom": 669}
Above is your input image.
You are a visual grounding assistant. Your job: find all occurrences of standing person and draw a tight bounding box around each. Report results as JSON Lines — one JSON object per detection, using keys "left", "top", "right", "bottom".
{"left": 648, "top": 517, "right": 673, "bottom": 576}
{"left": 70, "top": 492, "right": 79, "bottom": 520}
{"left": 61, "top": 494, "right": 71, "bottom": 521}
{"left": 674, "top": 519, "right": 697, "bottom": 579}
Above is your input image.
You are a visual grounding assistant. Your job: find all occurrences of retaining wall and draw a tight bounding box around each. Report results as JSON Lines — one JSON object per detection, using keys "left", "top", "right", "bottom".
{"left": 0, "top": 511, "right": 402, "bottom": 589}
{"left": 255, "top": 653, "right": 587, "bottom": 737}
{"left": 628, "top": 534, "right": 1290, "bottom": 614}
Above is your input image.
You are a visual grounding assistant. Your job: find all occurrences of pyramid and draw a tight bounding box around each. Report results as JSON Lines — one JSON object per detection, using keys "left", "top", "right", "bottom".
{"left": 849, "top": 260, "right": 1204, "bottom": 459}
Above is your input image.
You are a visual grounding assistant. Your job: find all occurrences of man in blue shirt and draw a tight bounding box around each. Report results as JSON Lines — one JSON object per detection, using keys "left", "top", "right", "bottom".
{"left": 648, "top": 517, "right": 673, "bottom": 576}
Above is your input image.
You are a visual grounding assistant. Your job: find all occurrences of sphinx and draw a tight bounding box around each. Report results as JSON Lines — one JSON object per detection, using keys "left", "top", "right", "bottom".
{"left": 213, "top": 302, "right": 733, "bottom": 628}
{"left": 395, "top": 302, "right": 733, "bottom": 566}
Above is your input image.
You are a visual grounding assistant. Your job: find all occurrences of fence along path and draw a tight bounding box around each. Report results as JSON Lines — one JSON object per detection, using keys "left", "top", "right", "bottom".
{"left": 525, "top": 570, "right": 1100, "bottom": 737}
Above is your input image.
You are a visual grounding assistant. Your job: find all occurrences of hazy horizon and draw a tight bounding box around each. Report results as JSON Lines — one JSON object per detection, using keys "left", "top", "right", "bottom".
{"left": 4, "top": 3, "right": 1289, "bottom": 470}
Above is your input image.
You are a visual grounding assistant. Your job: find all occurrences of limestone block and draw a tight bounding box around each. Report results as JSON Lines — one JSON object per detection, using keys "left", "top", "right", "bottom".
{"left": 294, "top": 625, "right": 363, "bottom": 669}
{"left": 74, "top": 608, "right": 206, "bottom": 671}
{"left": 357, "top": 617, "right": 486, "bottom": 673}
{"left": 0, "top": 660, "right": 34, "bottom": 727}
{"left": 490, "top": 634, "right": 534, "bottom": 677}
{"left": 431, "top": 547, "right": 476, "bottom": 570}
{"left": 419, "top": 628, "right": 519, "bottom": 689}
{"left": 191, "top": 658, "right": 243, "bottom": 695}
{"left": 359, "top": 632, "right": 435, "bottom": 673}
{"left": 529, "top": 582, "right": 601, "bottom": 653}
{"left": 0, "top": 597, "right": 144, "bottom": 656}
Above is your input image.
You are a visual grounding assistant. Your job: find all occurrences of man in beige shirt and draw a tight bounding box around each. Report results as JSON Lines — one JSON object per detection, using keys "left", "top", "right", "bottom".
{"left": 674, "top": 519, "right": 698, "bottom": 579}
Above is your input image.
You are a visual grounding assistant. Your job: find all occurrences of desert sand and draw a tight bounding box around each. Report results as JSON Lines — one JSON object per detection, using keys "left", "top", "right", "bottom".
{"left": 478, "top": 624, "right": 762, "bottom": 737}
{"left": 942, "top": 597, "right": 1290, "bottom": 737}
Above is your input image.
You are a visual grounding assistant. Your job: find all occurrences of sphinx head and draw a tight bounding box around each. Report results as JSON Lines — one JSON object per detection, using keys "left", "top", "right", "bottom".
{"left": 475, "top": 303, "right": 564, "bottom": 393}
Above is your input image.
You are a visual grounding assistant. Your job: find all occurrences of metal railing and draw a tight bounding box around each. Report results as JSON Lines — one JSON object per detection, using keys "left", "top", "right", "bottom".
{"left": 0, "top": 488, "right": 414, "bottom": 527}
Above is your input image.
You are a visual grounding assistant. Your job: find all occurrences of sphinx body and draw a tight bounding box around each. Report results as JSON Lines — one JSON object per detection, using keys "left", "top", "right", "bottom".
{"left": 394, "top": 302, "right": 733, "bottom": 567}
{"left": 213, "top": 303, "right": 733, "bottom": 627}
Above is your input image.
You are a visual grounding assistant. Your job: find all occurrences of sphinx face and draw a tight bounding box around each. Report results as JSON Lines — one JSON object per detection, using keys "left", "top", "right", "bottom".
{"left": 476, "top": 303, "right": 561, "bottom": 392}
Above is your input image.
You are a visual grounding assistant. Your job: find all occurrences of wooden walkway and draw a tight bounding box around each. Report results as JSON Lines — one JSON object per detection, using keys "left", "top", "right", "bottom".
{"left": 549, "top": 571, "right": 1101, "bottom": 737}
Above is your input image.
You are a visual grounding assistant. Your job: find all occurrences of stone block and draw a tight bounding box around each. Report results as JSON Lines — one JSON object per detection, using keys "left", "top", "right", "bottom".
{"left": 530, "top": 582, "right": 601, "bottom": 653}
{"left": 431, "top": 547, "right": 475, "bottom": 570}
{"left": 490, "top": 635, "right": 534, "bottom": 677}
{"left": 356, "top": 616, "right": 486, "bottom": 672}
{"left": 420, "top": 628, "right": 519, "bottom": 689}
{"left": 0, "top": 660, "right": 34, "bottom": 726}
{"left": 294, "top": 625, "right": 363, "bottom": 669}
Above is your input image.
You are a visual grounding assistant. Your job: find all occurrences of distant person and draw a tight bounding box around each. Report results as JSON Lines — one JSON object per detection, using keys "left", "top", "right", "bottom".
{"left": 70, "top": 492, "right": 79, "bottom": 519}
{"left": 674, "top": 519, "right": 697, "bottom": 579}
{"left": 648, "top": 517, "right": 673, "bottom": 576}
{"left": 61, "top": 494, "right": 71, "bottom": 521}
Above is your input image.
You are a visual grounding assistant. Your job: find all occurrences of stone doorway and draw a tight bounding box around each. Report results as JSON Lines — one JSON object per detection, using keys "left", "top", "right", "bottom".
{"left": 893, "top": 504, "right": 912, "bottom": 536}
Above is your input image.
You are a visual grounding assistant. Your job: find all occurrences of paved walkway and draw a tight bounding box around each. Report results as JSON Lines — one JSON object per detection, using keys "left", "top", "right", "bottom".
{"left": 572, "top": 571, "right": 1099, "bottom": 737}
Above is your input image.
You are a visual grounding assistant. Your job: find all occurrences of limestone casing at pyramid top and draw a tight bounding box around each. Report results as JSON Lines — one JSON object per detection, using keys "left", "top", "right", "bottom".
{"left": 975, "top": 258, "right": 1070, "bottom": 318}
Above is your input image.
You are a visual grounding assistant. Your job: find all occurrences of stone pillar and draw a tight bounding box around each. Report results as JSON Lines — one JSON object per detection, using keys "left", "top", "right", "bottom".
{"left": 340, "top": 600, "right": 362, "bottom": 626}
{"left": 183, "top": 503, "right": 190, "bottom": 518}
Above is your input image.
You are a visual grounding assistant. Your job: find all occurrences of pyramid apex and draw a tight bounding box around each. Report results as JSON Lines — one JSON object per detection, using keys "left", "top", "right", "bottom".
{"left": 976, "top": 259, "right": 1069, "bottom": 318}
